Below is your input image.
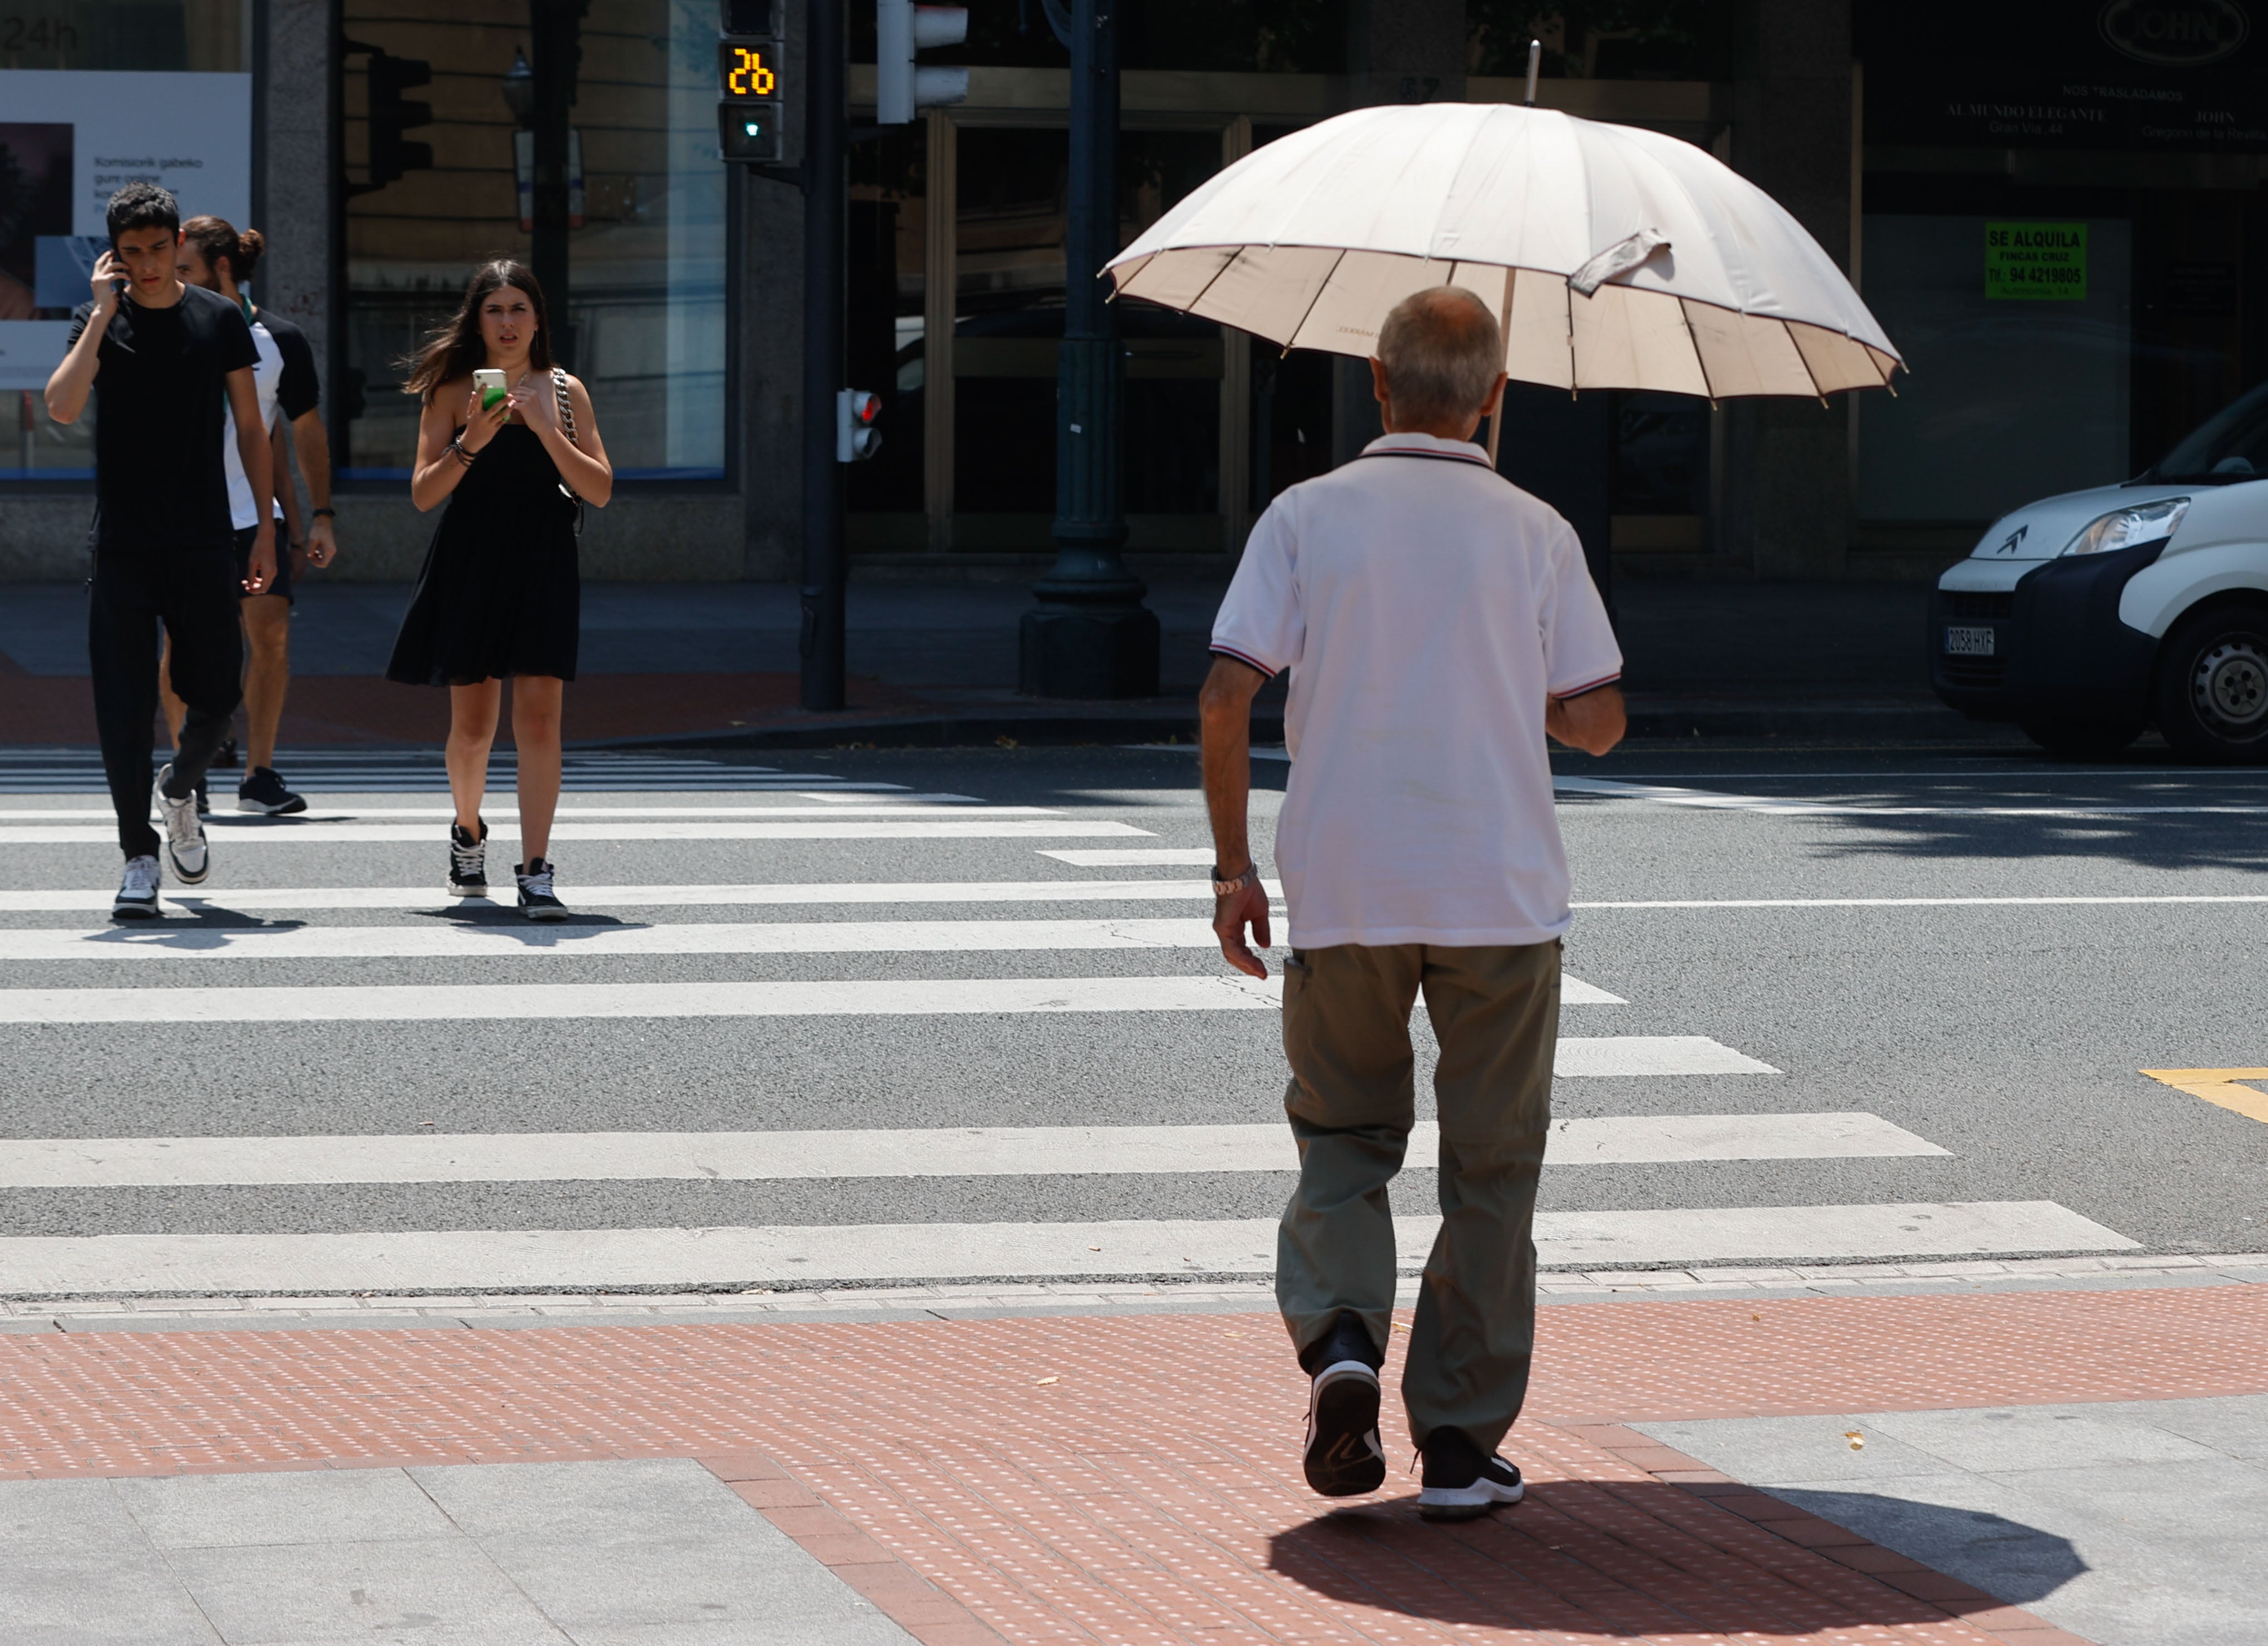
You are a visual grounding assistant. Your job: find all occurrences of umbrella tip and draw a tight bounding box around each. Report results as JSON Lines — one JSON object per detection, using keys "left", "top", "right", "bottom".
{"left": 1524, "top": 39, "right": 1541, "bottom": 106}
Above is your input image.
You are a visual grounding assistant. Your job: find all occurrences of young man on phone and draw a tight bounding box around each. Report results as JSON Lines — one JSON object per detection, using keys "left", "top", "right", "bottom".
{"left": 44, "top": 182, "right": 274, "bottom": 918}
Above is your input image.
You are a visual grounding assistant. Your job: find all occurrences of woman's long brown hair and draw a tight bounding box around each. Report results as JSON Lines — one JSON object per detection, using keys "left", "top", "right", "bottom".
{"left": 399, "top": 259, "right": 554, "bottom": 400}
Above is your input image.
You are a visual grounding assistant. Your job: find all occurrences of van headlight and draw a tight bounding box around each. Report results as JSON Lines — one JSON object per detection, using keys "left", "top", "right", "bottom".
{"left": 2062, "top": 498, "right": 2188, "bottom": 556}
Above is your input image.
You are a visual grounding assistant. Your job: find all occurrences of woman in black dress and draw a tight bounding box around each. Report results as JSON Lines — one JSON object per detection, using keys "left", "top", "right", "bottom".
{"left": 388, "top": 261, "right": 611, "bottom": 919}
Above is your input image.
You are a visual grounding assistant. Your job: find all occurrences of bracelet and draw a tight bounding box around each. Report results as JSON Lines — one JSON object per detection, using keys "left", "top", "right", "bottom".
{"left": 446, "top": 438, "right": 475, "bottom": 467}
{"left": 312, "top": 507, "right": 336, "bottom": 519}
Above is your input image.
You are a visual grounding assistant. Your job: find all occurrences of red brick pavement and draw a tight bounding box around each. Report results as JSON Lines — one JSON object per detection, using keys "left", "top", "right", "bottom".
{"left": 3, "top": 1285, "right": 2244, "bottom": 1643}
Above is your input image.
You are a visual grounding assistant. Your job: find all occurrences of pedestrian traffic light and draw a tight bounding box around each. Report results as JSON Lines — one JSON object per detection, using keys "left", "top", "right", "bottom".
{"left": 837, "top": 389, "right": 882, "bottom": 462}
{"left": 717, "top": 0, "right": 787, "bottom": 162}
{"left": 875, "top": 0, "right": 968, "bottom": 125}
{"left": 366, "top": 51, "right": 435, "bottom": 189}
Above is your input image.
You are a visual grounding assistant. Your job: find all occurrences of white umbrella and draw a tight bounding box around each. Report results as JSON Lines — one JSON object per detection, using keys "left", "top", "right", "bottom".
{"left": 1106, "top": 102, "right": 1901, "bottom": 405}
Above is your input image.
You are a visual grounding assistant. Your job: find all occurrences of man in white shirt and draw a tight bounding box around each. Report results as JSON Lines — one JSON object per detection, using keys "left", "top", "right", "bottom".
{"left": 1200, "top": 285, "right": 1625, "bottom": 1522}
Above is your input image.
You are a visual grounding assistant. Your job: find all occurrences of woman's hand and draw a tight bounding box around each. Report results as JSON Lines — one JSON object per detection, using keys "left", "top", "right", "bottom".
{"left": 508, "top": 373, "right": 560, "bottom": 438}
{"left": 457, "top": 382, "right": 512, "bottom": 454}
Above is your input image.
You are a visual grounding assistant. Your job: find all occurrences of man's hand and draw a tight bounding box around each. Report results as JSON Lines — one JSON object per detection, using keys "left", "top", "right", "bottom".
{"left": 1213, "top": 869, "right": 1272, "bottom": 979}
{"left": 87, "top": 250, "right": 124, "bottom": 318}
{"left": 244, "top": 524, "right": 276, "bottom": 595}
{"left": 305, "top": 513, "right": 338, "bottom": 569}
{"left": 1546, "top": 682, "right": 1627, "bottom": 756}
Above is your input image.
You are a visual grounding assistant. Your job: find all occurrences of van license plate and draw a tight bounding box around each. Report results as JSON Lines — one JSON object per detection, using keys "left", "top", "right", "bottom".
{"left": 1945, "top": 625, "right": 1996, "bottom": 657}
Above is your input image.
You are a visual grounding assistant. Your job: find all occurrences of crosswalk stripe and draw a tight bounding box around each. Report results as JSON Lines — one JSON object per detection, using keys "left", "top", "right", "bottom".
{"left": 0, "top": 799, "right": 997, "bottom": 820}
{"left": 0, "top": 1113, "right": 1943, "bottom": 1187}
{"left": 0, "top": 819, "right": 1153, "bottom": 844}
{"left": 1041, "top": 849, "right": 1216, "bottom": 866}
{"left": 0, "top": 923, "right": 1622, "bottom": 994}
{"left": 0, "top": 1201, "right": 2136, "bottom": 1294}
{"left": 1557, "top": 775, "right": 2268, "bottom": 818}
{"left": 0, "top": 879, "right": 1273, "bottom": 913}
{"left": 0, "top": 975, "right": 1286, "bottom": 1022}
{"left": 1556, "top": 1036, "right": 1778, "bottom": 1076}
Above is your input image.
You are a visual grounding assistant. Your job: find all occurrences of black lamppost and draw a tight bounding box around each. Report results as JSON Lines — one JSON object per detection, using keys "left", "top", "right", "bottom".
{"left": 1018, "top": 0, "right": 1157, "bottom": 698}
{"left": 521, "top": 2, "right": 585, "bottom": 368}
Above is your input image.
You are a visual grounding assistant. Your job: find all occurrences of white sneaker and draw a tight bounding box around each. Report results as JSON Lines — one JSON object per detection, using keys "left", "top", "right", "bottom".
{"left": 153, "top": 763, "right": 209, "bottom": 884}
{"left": 113, "top": 855, "right": 161, "bottom": 920}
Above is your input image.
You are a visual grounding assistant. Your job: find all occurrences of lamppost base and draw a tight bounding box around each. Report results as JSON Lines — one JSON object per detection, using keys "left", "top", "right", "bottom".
{"left": 1019, "top": 602, "right": 1162, "bottom": 699}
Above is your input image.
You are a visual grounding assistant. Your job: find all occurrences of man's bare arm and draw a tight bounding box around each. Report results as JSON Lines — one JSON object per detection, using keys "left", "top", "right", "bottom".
{"left": 1546, "top": 682, "right": 1626, "bottom": 756}
{"left": 1198, "top": 654, "right": 1272, "bottom": 978}
{"left": 226, "top": 367, "right": 276, "bottom": 592}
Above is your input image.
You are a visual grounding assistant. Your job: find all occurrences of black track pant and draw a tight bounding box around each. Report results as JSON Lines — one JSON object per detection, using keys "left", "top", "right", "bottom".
{"left": 88, "top": 548, "right": 242, "bottom": 858}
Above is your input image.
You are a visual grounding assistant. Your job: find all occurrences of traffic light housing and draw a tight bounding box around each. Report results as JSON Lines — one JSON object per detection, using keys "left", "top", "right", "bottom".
{"left": 876, "top": 0, "right": 968, "bottom": 125}
{"left": 717, "top": 0, "right": 787, "bottom": 162}
{"left": 837, "top": 389, "right": 881, "bottom": 462}
{"left": 365, "top": 51, "right": 435, "bottom": 189}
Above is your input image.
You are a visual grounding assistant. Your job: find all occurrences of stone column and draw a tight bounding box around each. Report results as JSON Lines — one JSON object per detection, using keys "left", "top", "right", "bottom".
{"left": 1721, "top": 0, "right": 1855, "bottom": 578}
{"left": 259, "top": 0, "right": 332, "bottom": 347}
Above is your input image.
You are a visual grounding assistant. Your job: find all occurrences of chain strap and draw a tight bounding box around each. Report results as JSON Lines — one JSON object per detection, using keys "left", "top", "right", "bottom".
{"left": 550, "top": 366, "right": 586, "bottom": 538}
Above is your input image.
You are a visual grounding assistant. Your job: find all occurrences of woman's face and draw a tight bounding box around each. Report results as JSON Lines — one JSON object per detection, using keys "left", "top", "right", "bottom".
{"left": 478, "top": 285, "right": 537, "bottom": 361}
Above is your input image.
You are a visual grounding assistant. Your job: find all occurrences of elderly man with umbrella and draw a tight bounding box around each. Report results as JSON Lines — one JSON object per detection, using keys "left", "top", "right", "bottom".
{"left": 1150, "top": 101, "right": 1902, "bottom": 1519}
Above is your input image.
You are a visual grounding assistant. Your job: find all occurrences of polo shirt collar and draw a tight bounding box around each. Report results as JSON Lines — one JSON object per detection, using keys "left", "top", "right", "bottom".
{"left": 1359, "top": 431, "right": 1494, "bottom": 467}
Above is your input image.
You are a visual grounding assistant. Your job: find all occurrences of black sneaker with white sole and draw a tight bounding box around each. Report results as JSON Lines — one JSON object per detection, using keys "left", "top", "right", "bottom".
{"left": 152, "top": 763, "right": 210, "bottom": 884}
{"left": 112, "top": 855, "right": 161, "bottom": 920}
{"left": 1417, "top": 1427, "right": 1524, "bottom": 1522}
{"left": 448, "top": 820, "right": 488, "bottom": 896}
{"left": 1303, "top": 1359, "right": 1386, "bottom": 1496}
{"left": 516, "top": 857, "right": 568, "bottom": 921}
{"left": 1299, "top": 1311, "right": 1386, "bottom": 1496}
{"left": 236, "top": 765, "right": 307, "bottom": 815}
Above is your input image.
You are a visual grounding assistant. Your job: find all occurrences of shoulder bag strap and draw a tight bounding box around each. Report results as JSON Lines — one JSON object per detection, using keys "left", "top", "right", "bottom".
{"left": 550, "top": 366, "right": 586, "bottom": 536}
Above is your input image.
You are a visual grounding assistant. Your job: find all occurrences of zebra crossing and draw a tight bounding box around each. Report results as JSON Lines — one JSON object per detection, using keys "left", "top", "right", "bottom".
{"left": 0, "top": 752, "right": 2139, "bottom": 1298}
{"left": 0, "top": 746, "right": 874, "bottom": 794}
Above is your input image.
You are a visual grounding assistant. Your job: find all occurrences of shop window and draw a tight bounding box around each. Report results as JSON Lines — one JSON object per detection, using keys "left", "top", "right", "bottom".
{"left": 339, "top": 0, "right": 726, "bottom": 482}
{"left": 854, "top": 0, "right": 1345, "bottom": 72}
{"left": 1467, "top": 1, "right": 1729, "bottom": 81}
{"left": 1, "top": 0, "right": 249, "bottom": 479}
{"left": 1859, "top": 214, "right": 2132, "bottom": 524}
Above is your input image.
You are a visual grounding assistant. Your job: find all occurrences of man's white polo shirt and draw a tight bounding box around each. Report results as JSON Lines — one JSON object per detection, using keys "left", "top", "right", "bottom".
{"left": 1211, "top": 431, "right": 1621, "bottom": 950}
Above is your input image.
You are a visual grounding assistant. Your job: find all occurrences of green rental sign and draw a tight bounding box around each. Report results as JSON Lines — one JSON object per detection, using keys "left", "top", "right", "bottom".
{"left": 1986, "top": 223, "right": 2087, "bottom": 300}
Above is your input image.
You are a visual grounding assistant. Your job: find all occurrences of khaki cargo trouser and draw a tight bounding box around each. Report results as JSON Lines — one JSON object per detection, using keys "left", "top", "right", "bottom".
{"left": 1276, "top": 939, "right": 1558, "bottom": 1456}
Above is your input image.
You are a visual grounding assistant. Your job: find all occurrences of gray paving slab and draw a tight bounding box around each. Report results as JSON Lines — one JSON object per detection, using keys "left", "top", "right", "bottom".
{"left": 1, "top": 1461, "right": 913, "bottom": 1646}
{"left": 1639, "top": 1394, "right": 2268, "bottom": 1646}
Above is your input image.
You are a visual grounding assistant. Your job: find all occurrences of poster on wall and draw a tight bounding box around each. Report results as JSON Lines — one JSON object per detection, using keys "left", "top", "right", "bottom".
{"left": 0, "top": 70, "right": 250, "bottom": 389}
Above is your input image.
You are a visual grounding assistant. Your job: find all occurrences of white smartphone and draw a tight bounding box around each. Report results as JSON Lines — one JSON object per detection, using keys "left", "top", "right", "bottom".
{"left": 473, "top": 368, "right": 508, "bottom": 411}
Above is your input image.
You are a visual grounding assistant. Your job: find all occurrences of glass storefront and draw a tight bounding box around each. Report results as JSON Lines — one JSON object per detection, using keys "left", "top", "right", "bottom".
{"left": 339, "top": 0, "right": 727, "bottom": 481}
{"left": 0, "top": 0, "right": 250, "bottom": 477}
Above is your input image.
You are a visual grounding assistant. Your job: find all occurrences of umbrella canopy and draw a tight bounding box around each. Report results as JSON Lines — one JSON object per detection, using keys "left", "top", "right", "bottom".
{"left": 1106, "top": 102, "right": 1901, "bottom": 401}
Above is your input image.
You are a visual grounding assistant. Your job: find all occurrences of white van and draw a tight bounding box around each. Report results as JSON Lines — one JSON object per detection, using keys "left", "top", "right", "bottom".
{"left": 1931, "top": 385, "right": 2268, "bottom": 761}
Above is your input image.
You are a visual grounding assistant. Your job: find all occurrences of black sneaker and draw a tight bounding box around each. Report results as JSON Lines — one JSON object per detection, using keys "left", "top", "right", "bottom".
{"left": 516, "top": 857, "right": 567, "bottom": 921}
{"left": 112, "top": 854, "right": 161, "bottom": 920}
{"left": 1417, "top": 1428, "right": 1524, "bottom": 1522}
{"left": 448, "top": 820, "right": 488, "bottom": 896}
{"left": 1303, "top": 1359, "right": 1386, "bottom": 1497}
{"left": 194, "top": 778, "right": 210, "bottom": 817}
{"left": 236, "top": 765, "right": 307, "bottom": 815}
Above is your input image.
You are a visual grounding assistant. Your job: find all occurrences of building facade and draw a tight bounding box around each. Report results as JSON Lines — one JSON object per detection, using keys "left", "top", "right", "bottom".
{"left": 2, "top": 0, "right": 2262, "bottom": 588}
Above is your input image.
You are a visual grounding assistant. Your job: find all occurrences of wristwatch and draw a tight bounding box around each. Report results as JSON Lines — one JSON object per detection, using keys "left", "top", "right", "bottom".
{"left": 1211, "top": 863, "right": 1257, "bottom": 898}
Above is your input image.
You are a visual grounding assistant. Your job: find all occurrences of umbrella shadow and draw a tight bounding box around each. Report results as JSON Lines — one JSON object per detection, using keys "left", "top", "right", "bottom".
{"left": 1266, "top": 1479, "right": 2083, "bottom": 1633}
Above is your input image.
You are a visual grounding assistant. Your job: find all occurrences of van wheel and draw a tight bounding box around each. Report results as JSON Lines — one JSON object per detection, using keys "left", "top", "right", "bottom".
{"left": 2019, "top": 718, "right": 2145, "bottom": 760}
{"left": 2153, "top": 603, "right": 2268, "bottom": 763}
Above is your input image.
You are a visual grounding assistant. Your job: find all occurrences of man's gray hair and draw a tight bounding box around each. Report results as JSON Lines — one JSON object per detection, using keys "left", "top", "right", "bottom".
{"left": 1376, "top": 286, "right": 1504, "bottom": 425}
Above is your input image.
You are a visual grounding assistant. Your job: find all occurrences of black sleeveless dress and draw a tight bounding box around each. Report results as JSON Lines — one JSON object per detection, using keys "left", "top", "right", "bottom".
{"left": 387, "top": 422, "right": 580, "bottom": 686}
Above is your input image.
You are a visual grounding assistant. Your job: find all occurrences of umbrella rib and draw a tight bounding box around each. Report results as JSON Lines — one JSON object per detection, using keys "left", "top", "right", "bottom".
{"left": 1279, "top": 247, "right": 1351, "bottom": 356}
{"left": 1788, "top": 321, "right": 1830, "bottom": 406}
{"left": 1179, "top": 246, "right": 1244, "bottom": 326}
{"left": 1676, "top": 297, "right": 1718, "bottom": 405}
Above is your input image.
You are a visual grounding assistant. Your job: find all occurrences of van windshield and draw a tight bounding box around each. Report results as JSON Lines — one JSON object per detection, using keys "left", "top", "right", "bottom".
{"left": 2145, "top": 382, "right": 2268, "bottom": 484}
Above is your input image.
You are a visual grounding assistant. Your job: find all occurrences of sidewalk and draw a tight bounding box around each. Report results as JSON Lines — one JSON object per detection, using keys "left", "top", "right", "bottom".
{"left": 8, "top": 1270, "right": 2264, "bottom": 1643}
{"left": 0, "top": 579, "right": 1981, "bottom": 748}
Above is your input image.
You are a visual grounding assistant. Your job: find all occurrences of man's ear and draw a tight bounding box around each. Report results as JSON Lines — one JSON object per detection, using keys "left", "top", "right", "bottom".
{"left": 1369, "top": 356, "right": 1391, "bottom": 407}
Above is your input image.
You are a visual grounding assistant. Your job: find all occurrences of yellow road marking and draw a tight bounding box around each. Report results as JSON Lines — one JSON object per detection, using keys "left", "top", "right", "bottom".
{"left": 2140, "top": 1068, "right": 2268, "bottom": 1124}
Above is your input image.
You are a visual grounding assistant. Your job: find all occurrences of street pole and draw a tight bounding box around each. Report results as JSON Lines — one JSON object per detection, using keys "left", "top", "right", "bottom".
{"left": 799, "top": 0, "right": 847, "bottom": 712}
{"left": 1019, "top": 0, "right": 1157, "bottom": 698}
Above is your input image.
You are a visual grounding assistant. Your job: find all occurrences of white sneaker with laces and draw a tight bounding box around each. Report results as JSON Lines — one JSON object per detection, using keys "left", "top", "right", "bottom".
{"left": 113, "top": 855, "right": 162, "bottom": 920}
{"left": 152, "top": 763, "right": 209, "bottom": 884}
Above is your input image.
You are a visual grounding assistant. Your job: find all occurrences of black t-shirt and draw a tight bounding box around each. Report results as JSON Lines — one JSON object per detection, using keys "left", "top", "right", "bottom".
{"left": 260, "top": 310, "right": 321, "bottom": 423}
{"left": 67, "top": 282, "right": 260, "bottom": 551}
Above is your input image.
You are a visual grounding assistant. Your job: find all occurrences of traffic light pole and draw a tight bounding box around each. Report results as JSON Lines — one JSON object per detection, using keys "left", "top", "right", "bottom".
{"left": 529, "top": 0, "right": 587, "bottom": 369}
{"left": 799, "top": 0, "right": 847, "bottom": 712}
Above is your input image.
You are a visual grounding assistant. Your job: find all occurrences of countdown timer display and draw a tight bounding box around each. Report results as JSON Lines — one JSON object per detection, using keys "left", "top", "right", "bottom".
{"left": 718, "top": 40, "right": 780, "bottom": 98}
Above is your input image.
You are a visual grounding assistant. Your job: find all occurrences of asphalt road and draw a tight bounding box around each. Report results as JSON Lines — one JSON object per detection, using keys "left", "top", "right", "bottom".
{"left": 0, "top": 738, "right": 2262, "bottom": 1294}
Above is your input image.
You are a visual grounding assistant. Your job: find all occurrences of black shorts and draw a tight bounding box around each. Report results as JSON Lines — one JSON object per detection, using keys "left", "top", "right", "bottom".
{"left": 234, "top": 521, "right": 293, "bottom": 604}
